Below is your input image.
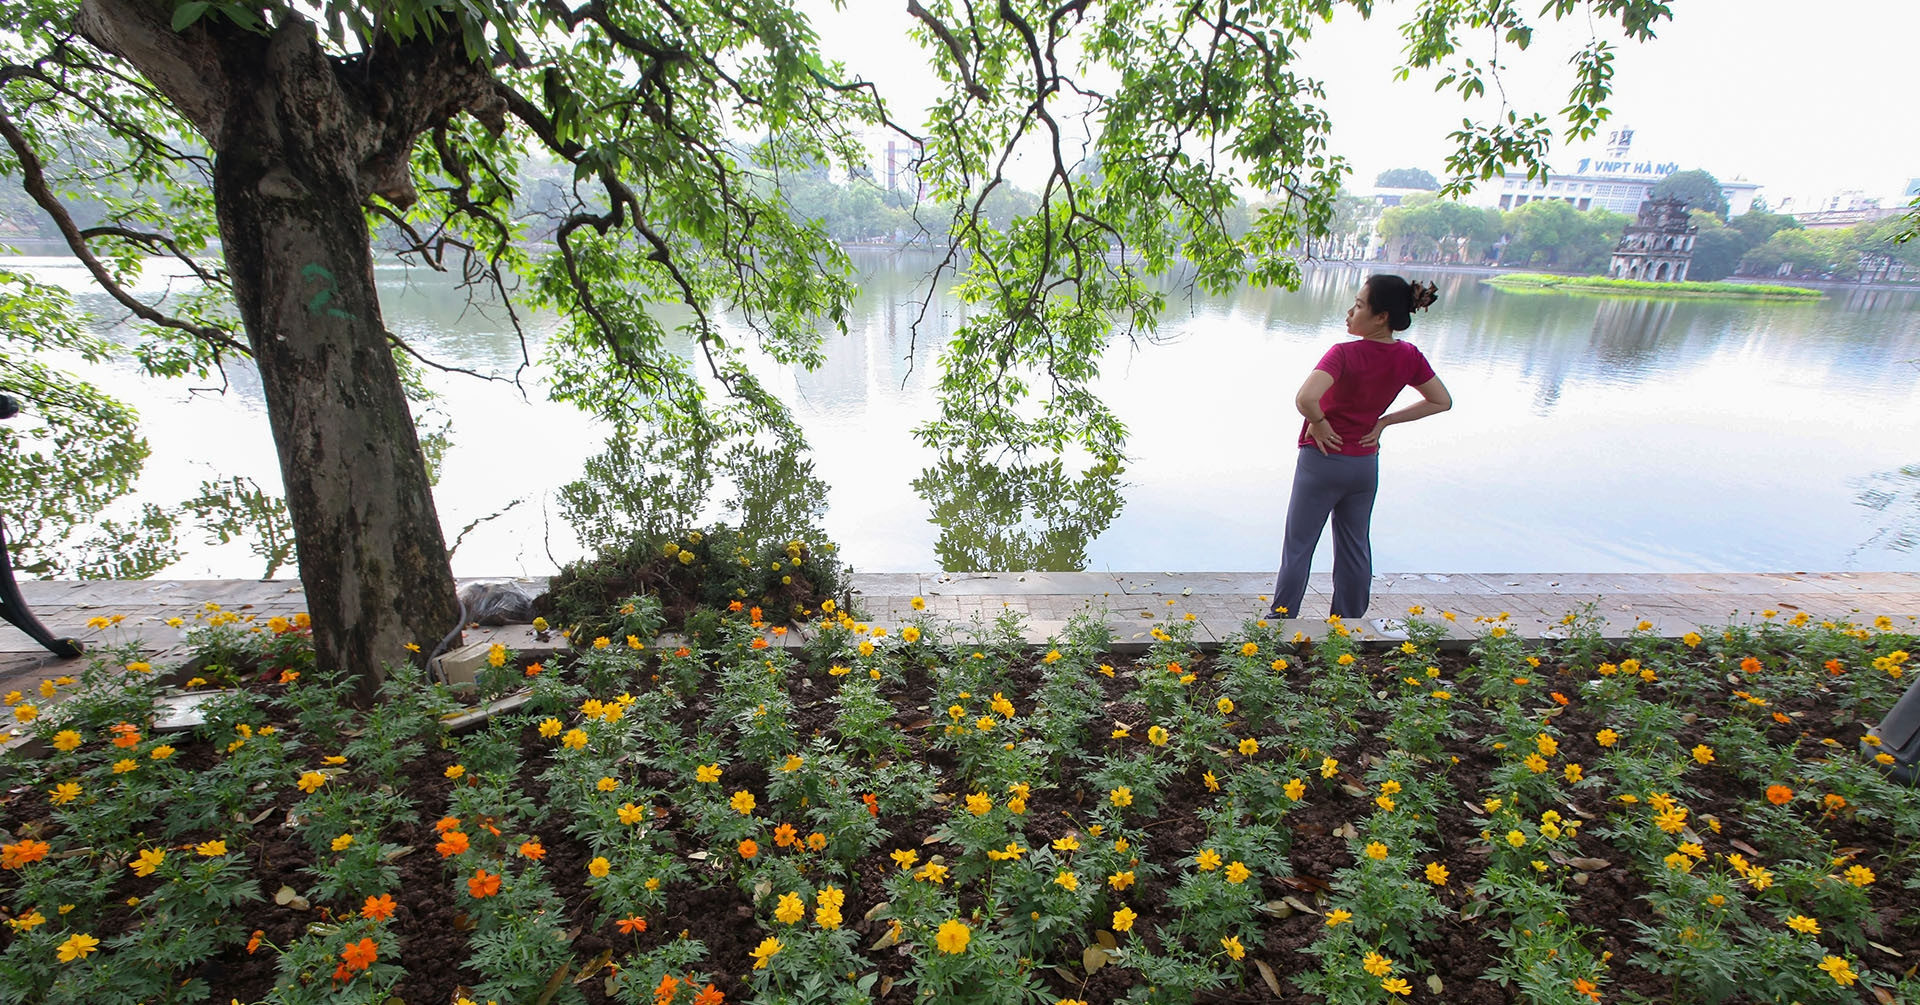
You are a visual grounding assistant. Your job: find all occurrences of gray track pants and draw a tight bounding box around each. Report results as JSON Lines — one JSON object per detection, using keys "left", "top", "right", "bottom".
{"left": 1270, "top": 446, "right": 1379, "bottom": 619}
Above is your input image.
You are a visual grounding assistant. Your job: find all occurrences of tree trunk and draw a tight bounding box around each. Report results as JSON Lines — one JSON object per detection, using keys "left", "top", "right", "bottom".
{"left": 69, "top": 3, "right": 519, "bottom": 700}
{"left": 206, "top": 27, "right": 460, "bottom": 703}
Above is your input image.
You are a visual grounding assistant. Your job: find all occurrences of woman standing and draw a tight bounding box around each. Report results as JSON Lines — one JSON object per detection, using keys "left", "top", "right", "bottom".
{"left": 1268, "top": 275, "right": 1450, "bottom": 621}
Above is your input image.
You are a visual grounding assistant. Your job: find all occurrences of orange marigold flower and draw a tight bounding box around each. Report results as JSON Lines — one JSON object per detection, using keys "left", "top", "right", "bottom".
{"left": 773, "top": 823, "right": 798, "bottom": 848}
{"left": 750, "top": 637, "right": 769, "bottom": 650}
{"left": 1765, "top": 785, "right": 1794, "bottom": 806}
{"left": 0, "top": 839, "right": 50, "bottom": 869}
{"left": 340, "top": 936, "right": 378, "bottom": 971}
{"left": 467, "top": 868, "right": 501, "bottom": 898}
{"left": 246, "top": 930, "right": 264, "bottom": 954}
{"left": 728, "top": 601, "right": 743, "bottom": 612}
{"left": 738, "top": 839, "right": 759, "bottom": 859}
{"left": 616, "top": 915, "right": 648, "bottom": 934}
{"left": 434, "top": 816, "right": 462, "bottom": 833}
{"left": 519, "top": 839, "right": 546, "bottom": 860}
{"left": 436, "top": 831, "right": 470, "bottom": 857}
{"left": 1550, "top": 692, "right": 1570, "bottom": 706}
{"left": 1740, "top": 656, "right": 1762, "bottom": 674}
{"left": 863, "top": 793, "right": 880, "bottom": 817}
{"left": 362, "top": 894, "right": 397, "bottom": 922}
{"left": 1824, "top": 659, "right": 1844, "bottom": 675}
{"left": 692, "top": 986, "right": 724, "bottom": 1005}
{"left": 1823, "top": 793, "right": 1847, "bottom": 811}
{"left": 1573, "top": 977, "right": 1601, "bottom": 1002}
{"left": 654, "top": 974, "right": 681, "bottom": 1004}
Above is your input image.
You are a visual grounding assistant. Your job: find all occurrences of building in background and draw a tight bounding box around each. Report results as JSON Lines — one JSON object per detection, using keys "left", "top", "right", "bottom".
{"left": 845, "top": 128, "right": 928, "bottom": 203}
{"left": 1461, "top": 129, "right": 1761, "bottom": 217}
{"left": 1775, "top": 189, "right": 1906, "bottom": 230}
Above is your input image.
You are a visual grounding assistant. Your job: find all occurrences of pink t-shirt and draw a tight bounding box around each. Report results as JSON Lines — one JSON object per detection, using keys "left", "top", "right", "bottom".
{"left": 1295, "top": 338, "right": 1437, "bottom": 457}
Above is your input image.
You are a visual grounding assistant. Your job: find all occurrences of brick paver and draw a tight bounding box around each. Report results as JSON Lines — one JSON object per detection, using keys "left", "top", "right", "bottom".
{"left": 5, "top": 572, "right": 1917, "bottom": 692}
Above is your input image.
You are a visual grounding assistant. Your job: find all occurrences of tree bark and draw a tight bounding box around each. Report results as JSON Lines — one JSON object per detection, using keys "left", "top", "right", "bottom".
{"left": 77, "top": 2, "right": 470, "bottom": 702}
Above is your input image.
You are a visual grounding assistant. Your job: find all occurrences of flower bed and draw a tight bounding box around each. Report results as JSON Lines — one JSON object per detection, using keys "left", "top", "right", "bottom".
{"left": 2, "top": 600, "right": 1916, "bottom": 1004}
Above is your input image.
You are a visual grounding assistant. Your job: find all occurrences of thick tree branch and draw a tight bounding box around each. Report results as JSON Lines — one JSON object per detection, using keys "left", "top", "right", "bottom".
{"left": 0, "top": 107, "right": 244, "bottom": 356}
{"left": 75, "top": 0, "right": 229, "bottom": 142}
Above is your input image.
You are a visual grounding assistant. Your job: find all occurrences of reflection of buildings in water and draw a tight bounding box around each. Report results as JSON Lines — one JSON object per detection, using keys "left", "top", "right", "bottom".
{"left": 1586, "top": 296, "right": 1679, "bottom": 365}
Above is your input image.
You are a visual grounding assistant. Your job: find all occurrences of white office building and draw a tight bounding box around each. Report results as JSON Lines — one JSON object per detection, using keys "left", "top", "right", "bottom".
{"left": 1462, "top": 129, "right": 1761, "bottom": 217}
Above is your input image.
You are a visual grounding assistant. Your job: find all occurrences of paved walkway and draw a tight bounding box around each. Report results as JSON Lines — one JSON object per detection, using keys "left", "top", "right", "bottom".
{"left": 5, "top": 572, "right": 1918, "bottom": 692}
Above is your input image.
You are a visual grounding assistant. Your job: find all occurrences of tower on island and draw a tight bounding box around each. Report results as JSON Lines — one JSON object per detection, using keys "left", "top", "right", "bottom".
{"left": 1609, "top": 197, "right": 1697, "bottom": 282}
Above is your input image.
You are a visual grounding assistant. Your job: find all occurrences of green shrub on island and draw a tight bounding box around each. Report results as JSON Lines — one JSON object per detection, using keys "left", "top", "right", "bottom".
{"left": 1484, "top": 273, "right": 1823, "bottom": 299}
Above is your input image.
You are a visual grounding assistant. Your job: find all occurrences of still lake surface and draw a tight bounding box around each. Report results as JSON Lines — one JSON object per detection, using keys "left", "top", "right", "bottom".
{"left": 11, "top": 252, "right": 1920, "bottom": 578}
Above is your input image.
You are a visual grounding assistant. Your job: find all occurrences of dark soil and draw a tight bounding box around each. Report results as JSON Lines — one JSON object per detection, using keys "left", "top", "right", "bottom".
{"left": 6, "top": 631, "right": 1917, "bottom": 1005}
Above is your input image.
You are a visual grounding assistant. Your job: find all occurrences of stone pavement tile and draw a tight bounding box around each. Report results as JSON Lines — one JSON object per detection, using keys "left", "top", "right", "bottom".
{"left": 927, "top": 572, "right": 1113, "bottom": 596}
{"left": 851, "top": 573, "right": 924, "bottom": 596}
{"left": 1108, "top": 572, "right": 1271, "bottom": 596}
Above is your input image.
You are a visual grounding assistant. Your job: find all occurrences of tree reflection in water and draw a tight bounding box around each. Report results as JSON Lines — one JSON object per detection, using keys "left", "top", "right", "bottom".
{"left": 912, "top": 449, "right": 1124, "bottom": 572}
{"left": 558, "top": 420, "right": 833, "bottom": 558}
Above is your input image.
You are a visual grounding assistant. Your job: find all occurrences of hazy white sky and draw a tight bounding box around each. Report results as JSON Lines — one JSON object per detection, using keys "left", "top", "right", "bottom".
{"left": 807, "top": 0, "right": 1919, "bottom": 205}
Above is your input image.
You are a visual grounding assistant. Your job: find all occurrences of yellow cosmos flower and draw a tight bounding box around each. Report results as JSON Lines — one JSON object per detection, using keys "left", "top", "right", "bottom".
{"left": 1363, "top": 951, "right": 1394, "bottom": 977}
{"left": 52, "top": 730, "right": 82, "bottom": 752}
{"left": 729, "top": 790, "right": 757, "bottom": 815}
{"left": 1818, "top": 956, "right": 1857, "bottom": 986}
{"left": 1382, "top": 977, "right": 1413, "bottom": 996}
{"left": 966, "top": 792, "right": 992, "bottom": 815}
{"left": 1691, "top": 744, "right": 1715, "bottom": 765}
{"left": 1325, "top": 908, "right": 1352, "bottom": 926}
{"left": 775, "top": 892, "right": 806, "bottom": 924}
{"left": 1052, "top": 835, "right": 1081, "bottom": 853}
{"left": 331, "top": 833, "right": 354, "bottom": 852}
{"left": 1221, "top": 935, "right": 1245, "bottom": 960}
{"left": 194, "top": 839, "right": 227, "bottom": 857}
{"left": 1321, "top": 757, "right": 1339, "bottom": 778}
{"left": 538, "top": 718, "right": 562, "bottom": 738}
{"left": 1196, "top": 849, "right": 1222, "bottom": 871}
{"left": 1425, "top": 862, "right": 1450, "bottom": 886}
{"left": 749, "top": 935, "right": 783, "bottom": 969}
{"left": 561, "top": 729, "right": 589, "bottom": 750}
{"left": 588, "top": 857, "right": 610, "bottom": 878}
{"left": 1111, "top": 906, "right": 1137, "bottom": 933}
{"left": 696, "top": 764, "right": 721, "bottom": 783}
{"left": 1109, "top": 787, "right": 1133, "bottom": 808}
{"left": 1365, "top": 842, "right": 1388, "bottom": 860}
{"left": 1786, "top": 915, "right": 1820, "bottom": 935}
{"left": 1225, "top": 861, "right": 1251, "bottom": 884}
{"left": 1239, "top": 738, "right": 1260, "bottom": 756}
{"left": 936, "top": 919, "right": 971, "bottom": 953}
{"left": 49, "top": 781, "right": 81, "bottom": 805}
{"left": 1147, "top": 726, "right": 1168, "bottom": 746}
{"left": 781, "top": 755, "right": 804, "bottom": 772}
{"left": 130, "top": 848, "right": 165, "bottom": 877}
{"left": 56, "top": 933, "right": 100, "bottom": 963}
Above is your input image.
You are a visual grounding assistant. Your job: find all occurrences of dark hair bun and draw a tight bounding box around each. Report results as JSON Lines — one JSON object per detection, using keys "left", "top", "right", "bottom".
{"left": 1363, "top": 274, "right": 1438, "bottom": 332}
{"left": 1411, "top": 281, "right": 1439, "bottom": 312}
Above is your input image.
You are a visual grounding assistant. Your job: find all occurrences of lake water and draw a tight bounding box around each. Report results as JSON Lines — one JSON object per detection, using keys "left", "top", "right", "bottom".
{"left": 10, "top": 252, "right": 1920, "bottom": 578}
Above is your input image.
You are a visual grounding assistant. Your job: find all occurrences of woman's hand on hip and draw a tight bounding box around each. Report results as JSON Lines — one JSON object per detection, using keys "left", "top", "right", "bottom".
{"left": 1307, "top": 418, "right": 1342, "bottom": 455}
{"left": 1358, "top": 420, "right": 1387, "bottom": 448}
